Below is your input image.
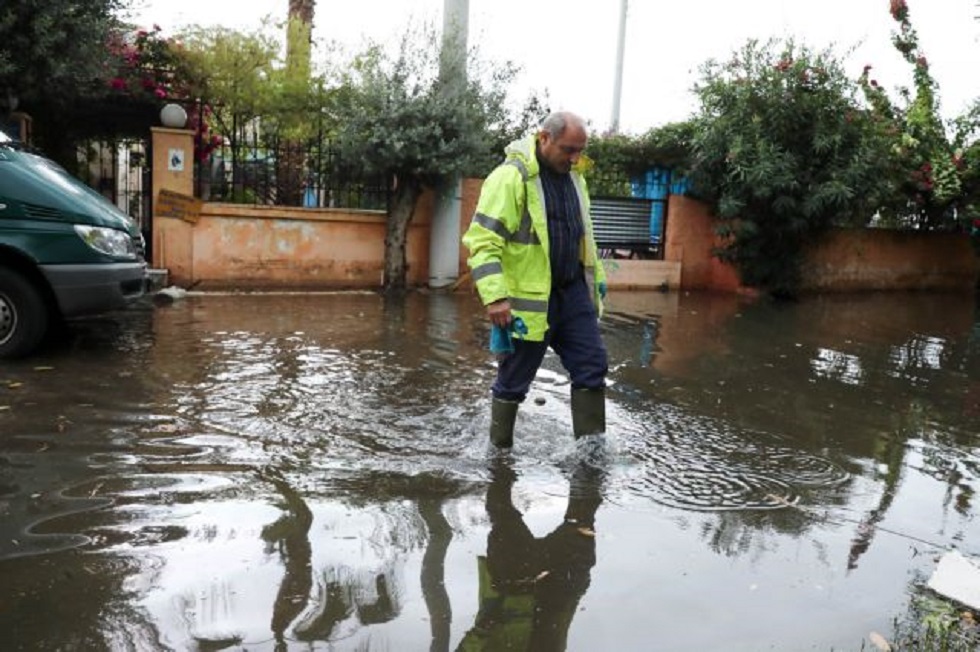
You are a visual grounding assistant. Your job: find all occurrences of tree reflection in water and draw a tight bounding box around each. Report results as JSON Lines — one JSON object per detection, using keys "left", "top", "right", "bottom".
{"left": 259, "top": 469, "right": 313, "bottom": 650}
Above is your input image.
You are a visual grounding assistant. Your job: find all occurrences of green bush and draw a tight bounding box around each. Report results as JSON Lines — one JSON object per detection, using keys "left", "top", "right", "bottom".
{"left": 688, "top": 39, "right": 897, "bottom": 297}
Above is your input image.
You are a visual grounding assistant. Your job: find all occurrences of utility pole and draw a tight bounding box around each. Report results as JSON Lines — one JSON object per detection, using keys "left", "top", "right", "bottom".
{"left": 439, "top": 0, "right": 469, "bottom": 89}
{"left": 429, "top": 0, "right": 470, "bottom": 289}
{"left": 610, "top": 0, "right": 628, "bottom": 134}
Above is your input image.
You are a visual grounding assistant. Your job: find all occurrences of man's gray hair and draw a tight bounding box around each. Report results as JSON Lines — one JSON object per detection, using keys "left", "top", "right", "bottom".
{"left": 540, "top": 111, "right": 584, "bottom": 138}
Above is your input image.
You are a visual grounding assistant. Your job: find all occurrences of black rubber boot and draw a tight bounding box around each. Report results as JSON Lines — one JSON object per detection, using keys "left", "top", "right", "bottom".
{"left": 489, "top": 398, "right": 519, "bottom": 448}
{"left": 571, "top": 387, "right": 605, "bottom": 438}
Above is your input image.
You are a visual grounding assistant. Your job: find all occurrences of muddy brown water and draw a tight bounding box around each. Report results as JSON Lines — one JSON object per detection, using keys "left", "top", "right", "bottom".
{"left": 0, "top": 289, "right": 978, "bottom": 651}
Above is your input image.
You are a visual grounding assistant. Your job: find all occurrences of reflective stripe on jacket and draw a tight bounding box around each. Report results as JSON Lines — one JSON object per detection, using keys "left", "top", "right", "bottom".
{"left": 462, "top": 134, "right": 606, "bottom": 342}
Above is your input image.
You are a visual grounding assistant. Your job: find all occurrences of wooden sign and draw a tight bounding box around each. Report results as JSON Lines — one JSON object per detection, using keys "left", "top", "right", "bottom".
{"left": 156, "top": 188, "right": 202, "bottom": 225}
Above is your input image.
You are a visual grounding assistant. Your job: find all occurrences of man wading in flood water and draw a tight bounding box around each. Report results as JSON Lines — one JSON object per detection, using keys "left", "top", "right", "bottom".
{"left": 463, "top": 111, "right": 608, "bottom": 448}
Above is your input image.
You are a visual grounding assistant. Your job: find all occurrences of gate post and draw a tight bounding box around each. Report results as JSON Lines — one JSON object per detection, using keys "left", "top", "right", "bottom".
{"left": 150, "top": 126, "right": 196, "bottom": 286}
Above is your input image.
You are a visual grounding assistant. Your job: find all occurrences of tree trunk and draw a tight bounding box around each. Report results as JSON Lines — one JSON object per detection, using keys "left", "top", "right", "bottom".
{"left": 384, "top": 176, "right": 423, "bottom": 290}
{"left": 276, "top": 140, "right": 305, "bottom": 206}
{"left": 279, "top": 1, "right": 315, "bottom": 207}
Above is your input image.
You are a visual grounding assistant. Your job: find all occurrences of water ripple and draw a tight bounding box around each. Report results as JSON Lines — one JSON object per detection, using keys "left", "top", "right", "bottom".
{"left": 610, "top": 401, "right": 851, "bottom": 512}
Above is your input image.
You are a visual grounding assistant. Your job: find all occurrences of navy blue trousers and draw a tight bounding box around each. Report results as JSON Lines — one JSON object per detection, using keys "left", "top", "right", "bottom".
{"left": 492, "top": 278, "right": 608, "bottom": 402}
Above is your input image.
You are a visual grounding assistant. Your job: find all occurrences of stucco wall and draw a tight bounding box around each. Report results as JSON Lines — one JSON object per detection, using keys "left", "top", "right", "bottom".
{"left": 663, "top": 195, "right": 742, "bottom": 292}
{"left": 662, "top": 195, "right": 979, "bottom": 293}
{"left": 155, "top": 202, "right": 433, "bottom": 289}
{"left": 800, "top": 228, "right": 979, "bottom": 292}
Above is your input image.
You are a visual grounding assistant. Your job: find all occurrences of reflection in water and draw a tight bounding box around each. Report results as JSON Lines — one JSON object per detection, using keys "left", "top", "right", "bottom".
{"left": 260, "top": 469, "right": 313, "bottom": 650}
{"left": 420, "top": 498, "right": 453, "bottom": 652}
{"left": 457, "top": 452, "right": 606, "bottom": 652}
{"left": 0, "top": 291, "right": 978, "bottom": 650}
{"left": 291, "top": 565, "right": 400, "bottom": 642}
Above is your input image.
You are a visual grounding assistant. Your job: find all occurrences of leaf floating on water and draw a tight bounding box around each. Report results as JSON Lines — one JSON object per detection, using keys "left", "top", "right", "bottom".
{"left": 868, "top": 631, "right": 892, "bottom": 651}
{"left": 534, "top": 571, "right": 550, "bottom": 583}
{"left": 7, "top": 382, "right": 22, "bottom": 389}
{"left": 0, "top": 406, "right": 10, "bottom": 411}
{"left": 33, "top": 366, "right": 54, "bottom": 372}
{"left": 764, "top": 493, "right": 799, "bottom": 507}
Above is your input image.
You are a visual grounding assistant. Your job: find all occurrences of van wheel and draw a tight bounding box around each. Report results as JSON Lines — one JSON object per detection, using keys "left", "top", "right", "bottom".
{"left": 0, "top": 268, "right": 49, "bottom": 359}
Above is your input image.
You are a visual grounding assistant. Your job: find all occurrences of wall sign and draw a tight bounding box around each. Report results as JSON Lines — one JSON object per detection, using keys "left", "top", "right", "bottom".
{"left": 156, "top": 188, "right": 202, "bottom": 224}
{"left": 168, "top": 148, "right": 185, "bottom": 172}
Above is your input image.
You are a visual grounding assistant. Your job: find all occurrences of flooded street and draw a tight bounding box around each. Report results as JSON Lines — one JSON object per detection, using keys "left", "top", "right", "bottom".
{"left": 1, "top": 288, "right": 978, "bottom": 651}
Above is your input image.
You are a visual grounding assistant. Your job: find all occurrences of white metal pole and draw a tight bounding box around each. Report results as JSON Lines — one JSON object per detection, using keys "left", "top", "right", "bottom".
{"left": 610, "top": 0, "right": 628, "bottom": 134}
{"left": 430, "top": 0, "right": 469, "bottom": 289}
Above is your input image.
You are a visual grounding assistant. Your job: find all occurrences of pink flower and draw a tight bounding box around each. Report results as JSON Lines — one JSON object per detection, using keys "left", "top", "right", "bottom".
{"left": 154, "top": 87, "right": 167, "bottom": 99}
{"left": 109, "top": 77, "right": 127, "bottom": 90}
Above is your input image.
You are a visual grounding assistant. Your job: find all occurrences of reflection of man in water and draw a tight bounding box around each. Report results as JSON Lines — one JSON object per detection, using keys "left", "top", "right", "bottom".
{"left": 457, "top": 459, "right": 604, "bottom": 652}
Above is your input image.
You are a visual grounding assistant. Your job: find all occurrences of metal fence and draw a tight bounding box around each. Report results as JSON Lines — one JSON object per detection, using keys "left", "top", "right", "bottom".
{"left": 194, "top": 131, "right": 389, "bottom": 212}
{"left": 73, "top": 137, "right": 152, "bottom": 235}
{"left": 591, "top": 196, "right": 661, "bottom": 259}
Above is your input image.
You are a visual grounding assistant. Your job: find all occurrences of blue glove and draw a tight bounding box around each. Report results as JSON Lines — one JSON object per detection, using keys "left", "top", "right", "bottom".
{"left": 489, "top": 317, "right": 528, "bottom": 354}
{"left": 598, "top": 281, "right": 607, "bottom": 300}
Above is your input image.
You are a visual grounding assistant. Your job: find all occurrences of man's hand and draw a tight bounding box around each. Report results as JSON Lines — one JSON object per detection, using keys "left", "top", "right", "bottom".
{"left": 486, "top": 299, "right": 512, "bottom": 328}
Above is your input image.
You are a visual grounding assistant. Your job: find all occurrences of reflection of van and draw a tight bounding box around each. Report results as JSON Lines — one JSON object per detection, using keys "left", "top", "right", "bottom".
{"left": 0, "top": 129, "right": 147, "bottom": 358}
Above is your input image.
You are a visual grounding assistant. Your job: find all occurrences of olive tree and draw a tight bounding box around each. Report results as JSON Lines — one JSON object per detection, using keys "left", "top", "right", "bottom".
{"left": 689, "top": 39, "right": 897, "bottom": 297}
{"left": 327, "top": 26, "right": 533, "bottom": 290}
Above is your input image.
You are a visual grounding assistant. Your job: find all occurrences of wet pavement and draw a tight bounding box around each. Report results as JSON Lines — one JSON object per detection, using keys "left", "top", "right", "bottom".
{"left": 1, "top": 289, "right": 978, "bottom": 651}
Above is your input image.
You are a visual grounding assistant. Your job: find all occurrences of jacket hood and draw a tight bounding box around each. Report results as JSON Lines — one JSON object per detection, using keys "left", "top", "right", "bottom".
{"left": 503, "top": 134, "right": 540, "bottom": 178}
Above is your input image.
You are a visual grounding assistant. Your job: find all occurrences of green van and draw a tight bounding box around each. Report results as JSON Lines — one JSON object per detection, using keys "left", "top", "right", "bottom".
{"left": 0, "top": 129, "right": 147, "bottom": 358}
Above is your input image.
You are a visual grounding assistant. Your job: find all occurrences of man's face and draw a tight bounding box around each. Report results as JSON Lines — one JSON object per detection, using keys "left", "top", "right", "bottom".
{"left": 538, "top": 122, "right": 587, "bottom": 174}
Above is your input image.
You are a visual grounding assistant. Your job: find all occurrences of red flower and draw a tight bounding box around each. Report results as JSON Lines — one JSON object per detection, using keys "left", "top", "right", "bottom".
{"left": 889, "top": 0, "right": 908, "bottom": 20}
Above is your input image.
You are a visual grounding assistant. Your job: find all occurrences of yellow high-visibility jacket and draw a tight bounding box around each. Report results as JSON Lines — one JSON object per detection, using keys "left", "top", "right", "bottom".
{"left": 462, "top": 134, "right": 606, "bottom": 342}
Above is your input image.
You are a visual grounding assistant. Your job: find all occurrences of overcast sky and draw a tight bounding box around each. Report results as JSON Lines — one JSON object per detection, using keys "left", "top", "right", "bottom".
{"left": 130, "top": 0, "right": 980, "bottom": 135}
